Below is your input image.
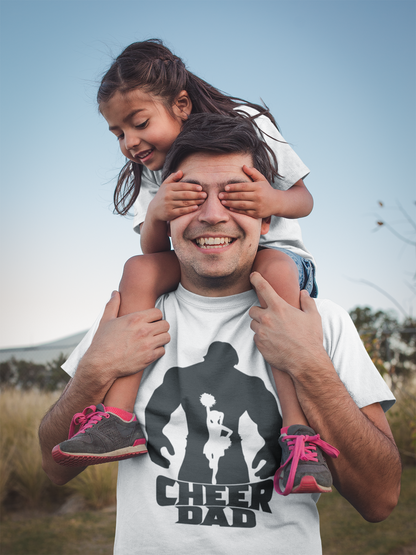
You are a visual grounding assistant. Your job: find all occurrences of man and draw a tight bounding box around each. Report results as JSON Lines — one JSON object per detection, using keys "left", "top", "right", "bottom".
{"left": 39, "top": 114, "right": 401, "bottom": 555}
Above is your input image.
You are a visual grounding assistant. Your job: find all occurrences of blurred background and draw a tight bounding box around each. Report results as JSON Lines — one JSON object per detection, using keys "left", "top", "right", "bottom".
{"left": 0, "top": 0, "right": 414, "bottom": 350}
{"left": 0, "top": 2, "right": 415, "bottom": 554}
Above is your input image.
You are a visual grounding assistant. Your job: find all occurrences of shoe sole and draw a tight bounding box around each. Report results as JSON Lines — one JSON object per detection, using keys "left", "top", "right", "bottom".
{"left": 291, "top": 475, "right": 332, "bottom": 494}
{"left": 52, "top": 441, "right": 148, "bottom": 467}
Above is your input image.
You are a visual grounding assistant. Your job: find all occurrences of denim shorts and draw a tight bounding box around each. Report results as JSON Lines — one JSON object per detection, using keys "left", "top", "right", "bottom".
{"left": 259, "top": 247, "right": 318, "bottom": 298}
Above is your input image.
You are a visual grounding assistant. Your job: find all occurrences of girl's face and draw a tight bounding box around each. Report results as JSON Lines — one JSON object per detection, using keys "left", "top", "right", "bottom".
{"left": 101, "top": 88, "right": 192, "bottom": 171}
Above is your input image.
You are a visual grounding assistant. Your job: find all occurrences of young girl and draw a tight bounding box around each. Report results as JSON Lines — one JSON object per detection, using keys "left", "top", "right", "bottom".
{"left": 52, "top": 39, "right": 338, "bottom": 495}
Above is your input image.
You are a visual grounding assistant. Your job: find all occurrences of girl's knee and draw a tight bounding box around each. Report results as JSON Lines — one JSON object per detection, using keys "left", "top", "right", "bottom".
{"left": 121, "top": 255, "right": 150, "bottom": 290}
{"left": 120, "top": 252, "right": 180, "bottom": 299}
{"left": 253, "top": 249, "right": 299, "bottom": 285}
{"left": 253, "top": 249, "right": 300, "bottom": 308}
{"left": 121, "top": 254, "right": 162, "bottom": 294}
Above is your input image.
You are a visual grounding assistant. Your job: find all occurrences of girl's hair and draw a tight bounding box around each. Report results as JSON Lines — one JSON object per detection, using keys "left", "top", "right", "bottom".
{"left": 98, "top": 39, "right": 279, "bottom": 215}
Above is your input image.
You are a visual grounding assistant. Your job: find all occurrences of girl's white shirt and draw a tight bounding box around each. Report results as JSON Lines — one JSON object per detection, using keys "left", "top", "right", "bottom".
{"left": 132, "top": 106, "right": 314, "bottom": 264}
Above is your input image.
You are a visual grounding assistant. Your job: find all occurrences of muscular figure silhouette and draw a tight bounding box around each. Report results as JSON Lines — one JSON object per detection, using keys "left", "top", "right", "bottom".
{"left": 145, "top": 342, "right": 282, "bottom": 484}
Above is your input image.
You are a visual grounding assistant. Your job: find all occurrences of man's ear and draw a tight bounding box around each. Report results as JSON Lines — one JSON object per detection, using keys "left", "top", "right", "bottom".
{"left": 172, "top": 90, "right": 192, "bottom": 121}
{"left": 261, "top": 216, "right": 271, "bottom": 236}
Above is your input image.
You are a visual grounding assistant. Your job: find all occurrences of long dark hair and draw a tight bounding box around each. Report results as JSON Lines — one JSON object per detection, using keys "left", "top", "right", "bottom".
{"left": 98, "top": 39, "right": 279, "bottom": 215}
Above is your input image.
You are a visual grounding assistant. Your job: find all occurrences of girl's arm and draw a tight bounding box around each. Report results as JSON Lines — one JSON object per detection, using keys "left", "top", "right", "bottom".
{"left": 39, "top": 292, "right": 170, "bottom": 484}
{"left": 219, "top": 166, "right": 313, "bottom": 220}
{"left": 140, "top": 170, "right": 207, "bottom": 254}
{"left": 140, "top": 218, "right": 171, "bottom": 254}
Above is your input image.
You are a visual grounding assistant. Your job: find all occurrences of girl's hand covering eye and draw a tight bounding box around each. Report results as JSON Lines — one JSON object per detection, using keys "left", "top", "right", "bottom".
{"left": 218, "top": 165, "right": 277, "bottom": 219}
{"left": 149, "top": 171, "right": 207, "bottom": 222}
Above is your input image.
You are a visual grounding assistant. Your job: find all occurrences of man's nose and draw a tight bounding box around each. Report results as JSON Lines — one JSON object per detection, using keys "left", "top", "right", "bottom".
{"left": 198, "top": 192, "right": 230, "bottom": 225}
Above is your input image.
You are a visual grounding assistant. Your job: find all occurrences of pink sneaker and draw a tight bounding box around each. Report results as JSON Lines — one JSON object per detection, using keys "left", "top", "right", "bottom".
{"left": 52, "top": 404, "right": 147, "bottom": 466}
{"left": 274, "top": 425, "right": 339, "bottom": 495}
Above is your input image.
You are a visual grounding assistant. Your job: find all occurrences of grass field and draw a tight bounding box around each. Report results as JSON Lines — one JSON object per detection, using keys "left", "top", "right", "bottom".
{"left": 319, "top": 466, "right": 416, "bottom": 555}
{"left": 1, "top": 388, "right": 414, "bottom": 554}
{"left": 0, "top": 509, "right": 116, "bottom": 555}
{"left": 1, "top": 467, "right": 414, "bottom": 555}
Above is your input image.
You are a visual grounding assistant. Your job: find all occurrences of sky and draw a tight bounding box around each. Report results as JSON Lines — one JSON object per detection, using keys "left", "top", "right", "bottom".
{"left": 0, "top": 0, "right": 415, "bottom": 349}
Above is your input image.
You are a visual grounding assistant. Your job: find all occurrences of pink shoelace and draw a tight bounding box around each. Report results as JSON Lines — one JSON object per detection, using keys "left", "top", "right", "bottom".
{"left": 68, "top": 405, "right": 109, "bottom": 439}
{"left": 274, "top": 433, "right": 340, "bottom": 496}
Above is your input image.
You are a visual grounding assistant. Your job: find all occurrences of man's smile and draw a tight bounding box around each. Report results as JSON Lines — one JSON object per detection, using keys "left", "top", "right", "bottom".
{"left": 194, "top": 236, "right": 235, "bottom": 249}
{"left": 169, "top": 152, "right": 270, "bottom": 296}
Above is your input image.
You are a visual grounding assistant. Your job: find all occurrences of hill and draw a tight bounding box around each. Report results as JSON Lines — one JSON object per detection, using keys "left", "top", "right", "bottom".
{"left": 0, "top": 331, "right": 87, "bottom": 364}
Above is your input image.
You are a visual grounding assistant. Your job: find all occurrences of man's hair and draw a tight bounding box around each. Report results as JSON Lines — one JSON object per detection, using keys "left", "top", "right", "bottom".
{"left": 162, "top": 113, "right": 279, "bottom": 183}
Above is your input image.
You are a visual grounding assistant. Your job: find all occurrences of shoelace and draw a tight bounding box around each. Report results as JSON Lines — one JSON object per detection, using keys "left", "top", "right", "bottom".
{"left": 68, "top": 405, "right": 110, "bottom": 439}
{"left": 274, "top": 433, "right": 339, "bottom": 496}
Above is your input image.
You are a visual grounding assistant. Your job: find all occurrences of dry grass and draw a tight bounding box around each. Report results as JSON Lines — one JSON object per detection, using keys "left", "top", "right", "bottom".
{"left": 0, "top": 389, "right": 117, "bottom": 511}
{"left": 387, "top": 383, "right": 416, "bottom": 465}
{"left": 0, "top": 388, "right": 415, "bottom": 554}
{"left": 68, "top": 463, "right": 118, "bottom": 510}
{"left": 1, "top": 389, "right": 60, "bottom": 508}
{"left": 0, "top": 434, "right": 14, "bottom": 506}
{"left": 320, "top": 466, "right": 416, "bottom": 555}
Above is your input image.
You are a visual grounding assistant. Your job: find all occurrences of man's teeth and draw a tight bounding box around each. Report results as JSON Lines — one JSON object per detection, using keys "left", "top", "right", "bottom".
{"left": 196, "top": 237, "right": 233, "bottom": 249}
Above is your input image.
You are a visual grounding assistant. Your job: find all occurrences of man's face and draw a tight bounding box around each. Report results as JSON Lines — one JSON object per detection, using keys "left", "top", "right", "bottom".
{"left": 169, "top": 152, "right": 270, "bottom": 296}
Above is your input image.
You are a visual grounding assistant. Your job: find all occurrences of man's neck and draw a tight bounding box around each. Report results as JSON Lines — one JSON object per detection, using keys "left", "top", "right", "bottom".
{"left": 179, "top": 276, "right": 252, "bottom": 298}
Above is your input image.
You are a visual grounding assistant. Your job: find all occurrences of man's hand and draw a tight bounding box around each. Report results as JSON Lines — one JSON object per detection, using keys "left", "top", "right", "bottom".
{"left": 218, "top": 165, "right": 278, "bottom": 218}
{"left": 249, "top": 272, "right": 325, "bottom": 374}
{"left": 250, "top": 272, "right": 401, "bottom": 521}
{"left": 39, "top": 291, "right": 171, "bottom": 485}
{"left": 148, "top": 170, "right": 207, "bottom": 222}
{"left": 80, "top": 291, "right": 171, "bottom": 385}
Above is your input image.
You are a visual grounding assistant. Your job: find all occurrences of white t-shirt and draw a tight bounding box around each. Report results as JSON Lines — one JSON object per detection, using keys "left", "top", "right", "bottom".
{"left": 132, "top": 106, "right": 314, "bottom": 264}
{"left": 63, "top": 287, "right": 394, "bottom": 555}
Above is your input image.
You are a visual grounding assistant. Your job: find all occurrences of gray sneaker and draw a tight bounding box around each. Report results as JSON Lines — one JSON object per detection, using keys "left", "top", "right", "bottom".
{"left": 274, "top": 424, "right": 339, "bottom": 495}
{"left": 52, "top": 404, "right": 147, "bottom": 466}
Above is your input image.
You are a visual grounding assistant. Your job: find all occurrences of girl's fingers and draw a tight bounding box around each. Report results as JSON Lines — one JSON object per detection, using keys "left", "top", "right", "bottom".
{"left": 222, "top": 182, "right": 254, "bottom": 193}
{"left": 171, "top": 190, "right": 207, "bottom": 199}
{"left": 168, "top": 205, "right": 201, "bottom": 218}
{"left": 172, "top": 199, "right": 205, "bottom": 209}
{"left": 220, "top": 191, "right": 255, "bottom": 201}
{"left": 221, "top": 199, "right": 254, "bottom": 210}
{"left": 163, "top": 174, "right": 207, "bottom": 194}
{"left": 228, "top": 208, "right": 256, "bottom": 216}
{"left": 169, "top": 184, "right": 207, "bottom": 202}
{"left": 242, "top": 165, "right": 265, "bottom": 181}
{"left": 170, "top": 182, "right": 205, "bottom": 192}
{"left": 163, "top": 170, "right": 184, "bottom": 183}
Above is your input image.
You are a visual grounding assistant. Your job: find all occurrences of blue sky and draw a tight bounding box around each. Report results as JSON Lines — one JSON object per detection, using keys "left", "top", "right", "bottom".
{"left": 0, "top": 0, "right": 415, "bottom": 348}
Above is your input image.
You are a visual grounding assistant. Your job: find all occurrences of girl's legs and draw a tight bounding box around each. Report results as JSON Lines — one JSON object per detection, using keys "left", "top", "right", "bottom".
{"left": 252, "top": 248, "right": 308, "bottom": 428}
{"left": 52, "top": 252, "right": 181, "bottom": 467}
{"left": 253, "top": 249, "right": 338, "bottom": 496}
{"left": 104, "top": 251, "right": 181, "bottom": 410}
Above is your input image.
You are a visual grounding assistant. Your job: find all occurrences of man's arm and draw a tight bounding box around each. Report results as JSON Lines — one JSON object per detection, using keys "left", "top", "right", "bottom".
{"left": 39, "top": 291, "right": 170, "bottom": 485}
{"left": 249, "top": 272, "right": 401, "bottom": 522}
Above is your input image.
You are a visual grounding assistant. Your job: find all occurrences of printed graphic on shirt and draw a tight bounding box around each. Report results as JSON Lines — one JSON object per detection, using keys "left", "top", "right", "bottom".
{"left": 200, "top": 392, "right": 232, "bottom": 485}
{"left": 145, "top": 342, "right": 282, "bottom": 528}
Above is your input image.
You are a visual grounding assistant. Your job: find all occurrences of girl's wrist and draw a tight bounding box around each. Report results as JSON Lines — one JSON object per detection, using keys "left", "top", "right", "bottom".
{"left": 145, "top": 201, "right": 164, "bottom": 227}
{"left": 268, "top": 189, "right": 286, "bottom": 218}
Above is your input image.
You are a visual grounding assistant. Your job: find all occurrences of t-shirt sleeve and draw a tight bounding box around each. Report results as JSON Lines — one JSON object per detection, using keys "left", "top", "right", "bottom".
{"left": 61, "top": 308, "right": 104, "bottom": 378}
{"left": 235, "top": 106, "right": 310, "bottom": 191}
{"left": 317, "top": 299, "right": 395, "bottom": 412}
{"left": 257, "top": 114, "right": 310, "bottom": 190}
{"left": 132, "top": 168, "right": 163, "bottom": 234}
{"left": 61, "top": 296, "right": 167, "bottom": 378}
